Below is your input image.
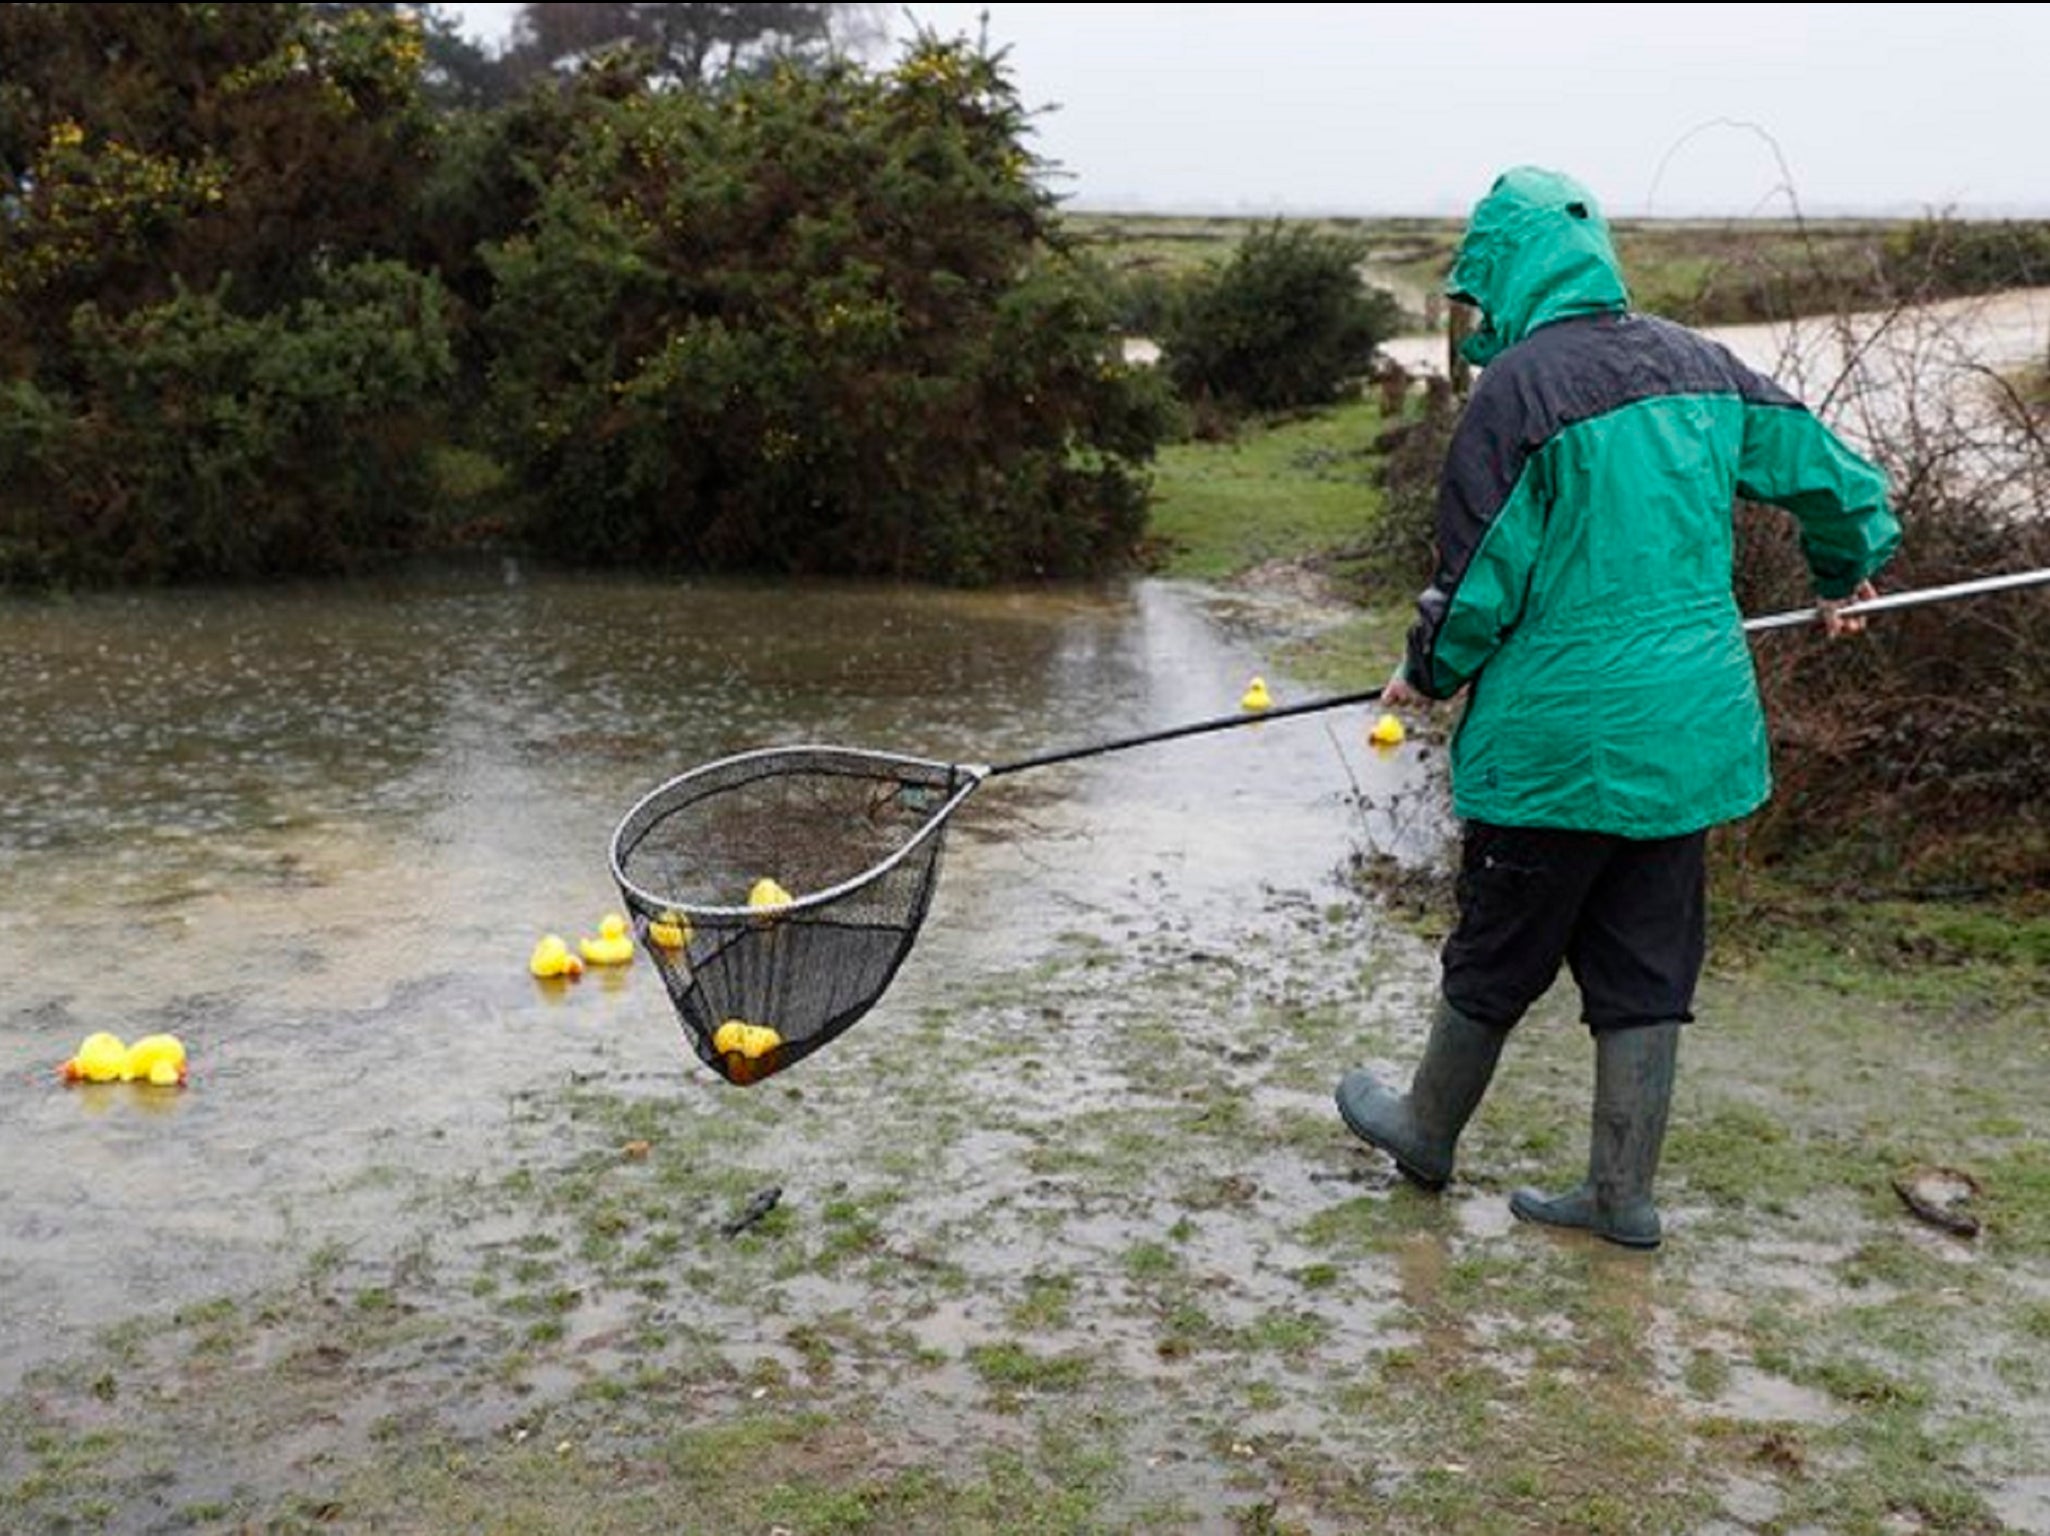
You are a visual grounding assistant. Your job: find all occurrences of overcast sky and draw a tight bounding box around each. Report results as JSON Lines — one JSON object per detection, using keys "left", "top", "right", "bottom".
{"left": 440, "top": 2, "right": 2050, "bottom": 219}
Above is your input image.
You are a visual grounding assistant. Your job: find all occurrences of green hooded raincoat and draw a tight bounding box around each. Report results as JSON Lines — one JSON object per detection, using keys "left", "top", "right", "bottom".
{"left": 1406, "top": 167, "right": 1900, "bottom": 837}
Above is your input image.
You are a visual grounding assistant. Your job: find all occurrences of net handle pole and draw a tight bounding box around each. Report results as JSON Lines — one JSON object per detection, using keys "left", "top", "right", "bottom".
{"left": 985, "top": 566, "right": 2050, "bottom": 779}
{"left": 1736, "top": 565, "right": 2050, "bottom": 632}
{"left": 986, "top": 687, "right": 1386, "bottom": 777}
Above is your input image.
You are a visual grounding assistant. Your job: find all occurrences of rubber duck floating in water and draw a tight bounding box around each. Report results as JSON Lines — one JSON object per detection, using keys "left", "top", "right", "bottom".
{"left": 647, "top": 911, "right": 691, "bottom": 951}
{"left": 579, "top": 913, "right": 636, "bottom": 966}
{"left": 61, "top": 1031, "right": 187, "bottom": 1087}
{"left": 748, "top": 878, "right": 793, "bottom": 912}
{"left": 123, "top": 1033, "right": 188, "bottom": 1086}
{"left": 61, "top": 1031, "right": 128, "bottom": 1084}
{"left": 529, "top": 934, "right": 585, "bottom": 979}
{"left": 1368, "top": 712, "right": 1406, "bottom": 747}
{"left": 1240, "top": 677, "right": 1273, "bottom": 712}
{"left": 529, "top": 934, "right": 563, "bottom": 977}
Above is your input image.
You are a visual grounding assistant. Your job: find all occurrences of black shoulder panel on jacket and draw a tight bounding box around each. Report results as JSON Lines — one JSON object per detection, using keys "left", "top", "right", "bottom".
{"left": 1441, "top": 314, "right": 1789, "bottom": 541}
{"left": 1416, "top": 314, "right": 1793, "bottom": 695}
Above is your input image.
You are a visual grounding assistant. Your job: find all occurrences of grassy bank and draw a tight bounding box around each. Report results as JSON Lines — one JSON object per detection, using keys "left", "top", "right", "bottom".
{"left": 1143, "top": 398, "right": 1383, "bottom": 584}
{"left": 1143, "top": 394, "right": 1413, "bottom": 682}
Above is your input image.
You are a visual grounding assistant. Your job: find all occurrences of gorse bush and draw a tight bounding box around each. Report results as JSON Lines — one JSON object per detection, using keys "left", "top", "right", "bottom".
{"left": 1, "top": 10, "right": 1167, "bottom": 587}
{"left": 482, "top": 41, "right": 1173, "bottom": 582}
{"left": 0, "top": 263, "right": 454, "bottom": 584}
{"left": 0, "top": 2, "right": 447, "bottom": 582}
{"left": 1881, "top": 219, "right": 2050, "bottom": 300}
{"left": 0, "top": 3, "right": 433, "bottom": 329}
{"left": 1159, "top": 222, "right": 1402, "bottom": 414}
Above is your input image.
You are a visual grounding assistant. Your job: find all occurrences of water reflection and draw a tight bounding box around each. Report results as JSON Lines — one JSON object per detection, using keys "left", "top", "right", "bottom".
{"left": 0, "top": 563, "right": 1435, "bottom": 1388}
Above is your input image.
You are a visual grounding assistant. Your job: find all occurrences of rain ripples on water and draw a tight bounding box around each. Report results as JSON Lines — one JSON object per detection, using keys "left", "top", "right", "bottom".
{"left": 0, "top": 562, "right": 1431, "bottom": 1390}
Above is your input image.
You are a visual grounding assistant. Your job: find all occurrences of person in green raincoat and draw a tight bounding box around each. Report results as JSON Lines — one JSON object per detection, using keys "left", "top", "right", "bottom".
{"left": 1335, "top": 166, "right": 1901, "bottom": 1248}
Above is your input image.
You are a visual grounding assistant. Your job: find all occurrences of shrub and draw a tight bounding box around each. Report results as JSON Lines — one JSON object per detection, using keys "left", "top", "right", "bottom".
{"left": 481, "top": 41, "right": 1174, "bottom": 583}
{"left": 1881, "top": 218, "right": 2050, "bottom": 300}
{"left": 1735, "top": 440, "right": 2050, "bottom": 893}
{"left": 1158, "top": 222, "right": 1402, "bottom": 415}
{"left": 1359, "top": 381, "right": 1456, "bottom": 602}
{"left": 0, "top": 3, "right": 433, "bottom": 331}
{"left": 0, "top": 3, "right": 445, "bottom": 585}
{"left": 0, "top": 263, "right": 454, "bottom": 583}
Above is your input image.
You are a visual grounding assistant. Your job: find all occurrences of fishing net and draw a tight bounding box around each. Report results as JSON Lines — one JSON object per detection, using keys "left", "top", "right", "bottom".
{"left": 610, "top": 746, "right": 982, "bottom": 1085}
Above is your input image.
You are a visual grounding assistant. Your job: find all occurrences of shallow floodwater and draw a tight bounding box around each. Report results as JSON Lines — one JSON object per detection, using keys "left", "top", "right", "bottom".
{"left": 0, "top": 563, "right": 1427, "bottom": 1391}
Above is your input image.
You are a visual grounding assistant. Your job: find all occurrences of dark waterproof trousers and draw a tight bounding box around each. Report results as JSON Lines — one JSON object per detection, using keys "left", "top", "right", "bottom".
{"left": 1440, "top": 822, "right": 1707, "bottom": 1033}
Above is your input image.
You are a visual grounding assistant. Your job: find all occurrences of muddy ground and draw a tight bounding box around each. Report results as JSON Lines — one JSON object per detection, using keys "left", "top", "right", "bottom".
{"left": 6, "top": 580, "right": 2050, "bottom": 1535}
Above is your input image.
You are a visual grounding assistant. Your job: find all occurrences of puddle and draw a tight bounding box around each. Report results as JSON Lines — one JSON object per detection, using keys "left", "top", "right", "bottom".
{"left": 0, "top": 567, "right": 1432, "bottom": 1393}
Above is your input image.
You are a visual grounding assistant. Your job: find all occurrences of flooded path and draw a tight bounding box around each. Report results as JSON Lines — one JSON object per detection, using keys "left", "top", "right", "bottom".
{"left": 0, "top": 565, "right": 1421, "bottom": 1394}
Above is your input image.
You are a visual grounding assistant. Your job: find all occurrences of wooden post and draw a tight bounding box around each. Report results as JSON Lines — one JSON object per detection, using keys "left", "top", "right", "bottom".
{"left": 1447, "top": 302, "right": 1473, "bottom": 396}
{"left": 1377, "top": 360, "right": 1410, "bottom": 418}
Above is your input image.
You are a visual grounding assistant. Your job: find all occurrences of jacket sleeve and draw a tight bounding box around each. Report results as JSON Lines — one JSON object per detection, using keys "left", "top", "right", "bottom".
{"left": 1734, "top": 373, "right": 1900, "bottom": 598}
{"left": 1404, "top": 373, "right": 1549, "bottom": 698}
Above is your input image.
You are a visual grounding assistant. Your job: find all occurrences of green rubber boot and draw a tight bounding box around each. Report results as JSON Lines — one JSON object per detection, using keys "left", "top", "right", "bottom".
{"left": 1335, "top": 1000, "right": 1506, "bottom": 1189}
{"left": 1510, "top": 1020, "right": 1680, "bottom": 1249}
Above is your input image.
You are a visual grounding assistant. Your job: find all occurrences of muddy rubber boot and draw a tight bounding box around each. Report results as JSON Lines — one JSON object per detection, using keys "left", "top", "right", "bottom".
{"left": 1335, "top": 1000, "right": 1506, "bottom": 1189}
{"left": 1510, "top": 1020, "right": 1680, "bottom": 1249}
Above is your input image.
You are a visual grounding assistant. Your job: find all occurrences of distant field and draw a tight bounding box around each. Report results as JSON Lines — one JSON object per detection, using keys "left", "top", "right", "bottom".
{"left": 1063, "top": 210, "right": 1918, "bottom": 328}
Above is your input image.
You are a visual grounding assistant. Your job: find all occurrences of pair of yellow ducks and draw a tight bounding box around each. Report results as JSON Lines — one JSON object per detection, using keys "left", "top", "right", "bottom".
{"left": 1240, "top": 677, "right": 1406, "bottom": 746}
{"left": 62, "top": 1032, "right": 188, "bottom": 1087}
{"left": 530, "top": 913, "right": 637, "bottom": 977}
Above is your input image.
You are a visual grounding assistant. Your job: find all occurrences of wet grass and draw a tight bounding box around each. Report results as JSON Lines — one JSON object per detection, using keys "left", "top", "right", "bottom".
{"left": 1145, "top": 396, "right": 1389, "bottom": 582}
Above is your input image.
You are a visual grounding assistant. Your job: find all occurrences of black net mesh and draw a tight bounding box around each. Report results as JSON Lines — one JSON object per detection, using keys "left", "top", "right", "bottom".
{"left": 611, "top": 747, "right": 978, "bottom": 1085}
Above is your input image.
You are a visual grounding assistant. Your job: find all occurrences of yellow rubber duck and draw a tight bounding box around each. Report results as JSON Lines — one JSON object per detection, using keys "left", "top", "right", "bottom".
{"left": 1240, "top": 677, "right": 1273, "bottom": 712}
{"left": 1369, "top": 712, "right": 1406, "bottom": 747}
{"left": 647, "top": 911, "right": 691, "bottom": 950}
{"left": 712, "top": 1019, "right": 750, "bottom": 1055}
{"left": 712, "top": 1019, "right": 784, "bottom": 1083}
{"left": 529, "top": 934, "right": 577, "bottom": 978}
{"left": 712, "top": 1020, "right": 782, "bottom": 1057}
{"left": 579, "top": 913, "right": 635, "bottom": 966}
{"left": 748, "top": 878, "right": 793, "bottom": 912}
{"left": 61, "top": 1031, "right": 129, "bottom": 1084}
{"left": 122, "top": 1033, "right": 188, "bottom": 1087}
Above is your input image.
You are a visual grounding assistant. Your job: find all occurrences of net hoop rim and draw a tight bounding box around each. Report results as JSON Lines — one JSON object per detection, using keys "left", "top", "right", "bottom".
{"left": 609, "top": 744, "right": 986, "bottom": 920}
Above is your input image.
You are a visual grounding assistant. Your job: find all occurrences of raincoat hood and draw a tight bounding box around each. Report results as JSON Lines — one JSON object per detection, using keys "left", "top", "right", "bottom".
{"left": 1447, "top": 167, "right": 1630, "bottom": 368}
